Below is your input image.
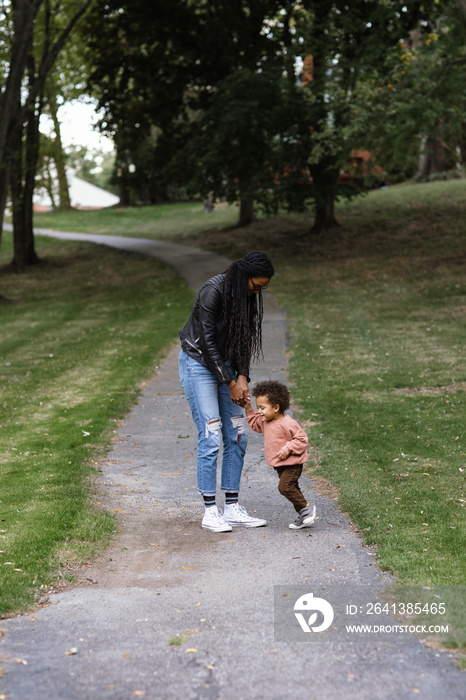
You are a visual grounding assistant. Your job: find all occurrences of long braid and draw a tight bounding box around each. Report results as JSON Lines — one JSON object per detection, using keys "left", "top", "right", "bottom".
{"left": 223, "top": 251, "right": 274, "bottom": 368}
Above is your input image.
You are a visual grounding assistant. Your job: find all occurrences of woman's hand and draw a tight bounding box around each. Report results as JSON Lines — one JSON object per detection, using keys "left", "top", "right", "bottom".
{"left": 229, "top": 375, "right": 250, "bottom": 407}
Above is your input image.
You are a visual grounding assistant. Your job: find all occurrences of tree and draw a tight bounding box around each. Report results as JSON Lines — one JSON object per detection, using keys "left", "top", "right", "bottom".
{"left": 348, "top": 0, "right": 466, "bottom": 183}
{"left": 0, "top": 0, "right": 94, "bottom": 271}
{"left": 84, "top": 0, "right": 282, "bottom": 211}
{"left": 45, "top": 79, "right": 72, "bottom": 210}
{"left": 0, "top": 0, "right": 41, "bottom": 261}
{"left": 84, "top": 1, "right": 438, "bottom": 234}
{"left": 41, "top": 37, "right": 101, "bottom": 210}
{"left": 179, "top": 1, "right": 435, "bottom": 232}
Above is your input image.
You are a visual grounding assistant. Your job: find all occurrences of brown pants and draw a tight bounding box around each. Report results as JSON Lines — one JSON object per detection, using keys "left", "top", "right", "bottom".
{"left": 276, "top": 465, "right": 307, "bottom": 513}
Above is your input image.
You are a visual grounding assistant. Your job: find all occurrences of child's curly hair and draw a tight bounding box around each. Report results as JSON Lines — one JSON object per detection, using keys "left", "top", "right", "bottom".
{"left": 252, "top": 380, "right": 290, "bottom": 413}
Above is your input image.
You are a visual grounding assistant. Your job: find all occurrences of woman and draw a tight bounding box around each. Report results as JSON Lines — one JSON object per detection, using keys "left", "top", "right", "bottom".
{"left": 179, "top": 250, "right": 274, "bottom": 532}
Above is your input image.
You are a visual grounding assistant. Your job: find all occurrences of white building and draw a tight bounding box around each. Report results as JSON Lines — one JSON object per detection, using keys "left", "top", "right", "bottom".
{"left": 33, "top": 168, "right": 120, "bottom": 211}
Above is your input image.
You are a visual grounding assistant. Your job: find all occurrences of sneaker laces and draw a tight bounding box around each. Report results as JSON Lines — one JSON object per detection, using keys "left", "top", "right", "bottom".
{"left": 231, "top": 504, "right": 257, "bottom": 521}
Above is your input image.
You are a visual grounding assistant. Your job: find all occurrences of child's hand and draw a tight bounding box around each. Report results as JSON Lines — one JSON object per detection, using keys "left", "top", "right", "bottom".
{"left": 277, "top": 448, "right": 288, "bottom": 460}
{"left": 241, "top": 390, "right": 252, "bottom": 411}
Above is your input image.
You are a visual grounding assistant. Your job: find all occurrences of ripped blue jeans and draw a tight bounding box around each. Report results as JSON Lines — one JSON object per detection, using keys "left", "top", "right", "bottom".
{"left": 178, "top": 350, "right": 248, "bottom": 495}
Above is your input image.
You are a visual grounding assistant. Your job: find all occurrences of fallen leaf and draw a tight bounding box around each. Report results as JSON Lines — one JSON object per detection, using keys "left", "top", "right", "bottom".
{"left": 186, "top": 648, "right": 198, "bottom": 653}
{"left": 14, "top": 658, "right": 28, "bottom": 665}
{"left": 182, "top": 567, "right": 195, "bottom": 570}
{"left": 206, "top": 664, "right": 215, "bottom": 670}
{"left": 195, "top": 602, "right": 201, "bottom": 607}
{"left": 65, "top": 648, "right": 78, "bottom": 656}
{"left": 132, "top": 692, "right": 145, "bottom": 697}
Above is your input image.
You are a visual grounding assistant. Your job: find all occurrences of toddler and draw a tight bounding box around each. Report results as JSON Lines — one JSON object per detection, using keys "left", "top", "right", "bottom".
{"left": 245, "top": 380, "right": 316, "bottom": 529}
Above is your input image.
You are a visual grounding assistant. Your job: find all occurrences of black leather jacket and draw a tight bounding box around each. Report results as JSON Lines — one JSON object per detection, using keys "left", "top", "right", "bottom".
{"left": 179, "top": 274, "right": 250, "bottom": 384}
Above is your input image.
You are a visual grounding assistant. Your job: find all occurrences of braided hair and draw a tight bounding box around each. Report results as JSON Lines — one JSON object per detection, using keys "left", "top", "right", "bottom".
{"left": 223, "top": 251, "right": 274, "bottom": 368}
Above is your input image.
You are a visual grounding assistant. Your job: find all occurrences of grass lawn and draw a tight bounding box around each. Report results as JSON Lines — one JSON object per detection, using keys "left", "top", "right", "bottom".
{"left": 31, "top": 200, "right": 239, "bottom": 240}
{"left": 0, "top": 233, "right": 193, "bottom": 615}
{"left": 1, "top": 179, "right": 465, "bottom": 626}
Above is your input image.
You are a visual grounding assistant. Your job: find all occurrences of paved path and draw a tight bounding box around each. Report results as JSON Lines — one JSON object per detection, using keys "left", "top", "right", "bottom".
{"left": 1, "top": 229, "right": 464, "bottom": 699}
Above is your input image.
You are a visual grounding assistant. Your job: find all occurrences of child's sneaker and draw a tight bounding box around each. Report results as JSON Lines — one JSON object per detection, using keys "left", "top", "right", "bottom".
{"left": 201, "top": 505, "right": 232, "bottom": 532}
{"left": 223, "top": 502, "right": 267, "bottom": 527}
{"left": 289, "top": 504, "right": 316, "bottom": 530}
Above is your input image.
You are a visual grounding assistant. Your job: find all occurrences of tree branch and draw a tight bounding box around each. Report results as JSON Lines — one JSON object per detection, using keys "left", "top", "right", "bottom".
{"left": 18, "top": 0, "right": 94, "bottom": 123}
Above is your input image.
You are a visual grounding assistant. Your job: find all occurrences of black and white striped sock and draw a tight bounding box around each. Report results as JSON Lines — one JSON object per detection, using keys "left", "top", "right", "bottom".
{"left": 225, "top": 492, "right": 239, "bottom": 506}
{"left": 203, "top": 494, "right": 216, "bottom": 508}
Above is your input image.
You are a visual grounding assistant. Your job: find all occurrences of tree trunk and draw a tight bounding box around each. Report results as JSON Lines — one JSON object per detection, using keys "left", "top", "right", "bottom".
{"left": 309, "top": 162, "right": 340, "bottom": 235}
{"left": 47, "top": 87, "right": 71, "bottom": 210}
{"left": 0, "top": 1, "right": 41, "bottom": 172}
{"left": 22, "top": 94, "right": 42, "bottom": 266}
{"left": 311, "top": 191, "right": 339, "bottom": 235}
{"left": 239, "top": 198, "right": 254, "bottom": 227}
{"left": 417, "top": 135, "right": 445, "bottom": 177}
{"left": 0, "top": 167, "right": 8, "bottom": 250}
{"left": 11, "top": 115, "right": 27, "bottom": 269}
{"left": 0, "top": 1, "right": 41, "bottom": 252}
{"left": 0, "top": 162, "right": 10, "bottom": 303}
{"left": 44, "top": 159, "right": 57, "bottom": 209}
{"left": 11, "top": 104, "right": 40, "bottom": 270}
{"left": 118, "top": 177, "right": 131, "bottom": 207}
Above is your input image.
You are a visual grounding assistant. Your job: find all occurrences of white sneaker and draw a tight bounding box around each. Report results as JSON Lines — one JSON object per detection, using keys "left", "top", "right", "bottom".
{"left": 223, "top": 502, "right": 267, "bottom": 528}
{"left": 201, "top": 505, "right": 232, "bottom": 532}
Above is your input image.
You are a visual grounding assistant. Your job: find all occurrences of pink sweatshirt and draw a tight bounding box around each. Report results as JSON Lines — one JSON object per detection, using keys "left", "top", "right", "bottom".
{"left": 246, "top": 408, "right": 309, "bottom": 467}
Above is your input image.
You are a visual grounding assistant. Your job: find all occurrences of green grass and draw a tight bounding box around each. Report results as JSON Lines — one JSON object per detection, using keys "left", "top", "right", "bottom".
{"left": 0, "top": 232, "right": 193, "bottom": 615}
{"left": 31, "top": 200, "right": 239, "bottom": 240}
{"left": 280, "top": 268, "right": 465, "bottom": 586}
